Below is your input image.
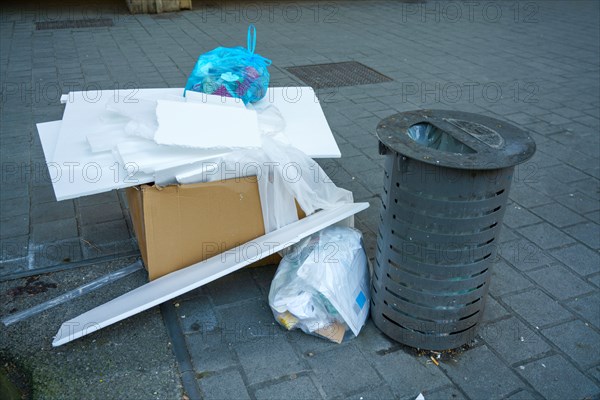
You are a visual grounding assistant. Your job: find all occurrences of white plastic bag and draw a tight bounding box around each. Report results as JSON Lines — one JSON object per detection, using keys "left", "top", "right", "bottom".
{"left": 168, "top": 136, "right": 353, "bottom": 233}
{"left": 268, "top": 226, "right": 370, "bottom": 341}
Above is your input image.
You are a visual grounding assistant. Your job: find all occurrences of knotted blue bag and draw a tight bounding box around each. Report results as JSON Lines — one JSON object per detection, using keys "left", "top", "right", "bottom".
{"left": 184, "top": 25, "right": 271, "bottom": 104}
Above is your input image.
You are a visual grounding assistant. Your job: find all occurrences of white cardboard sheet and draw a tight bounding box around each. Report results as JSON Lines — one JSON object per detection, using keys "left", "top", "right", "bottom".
{"left": 154, "top": 100, "right": 261, "bottom": 149}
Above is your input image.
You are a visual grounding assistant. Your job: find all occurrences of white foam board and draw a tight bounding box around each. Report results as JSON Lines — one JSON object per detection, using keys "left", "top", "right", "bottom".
{"left": 255, "top": 87, "right": 341, "bottom": 158}
{"left": 52, "top": 202, "right": 369, "bottom": 347}
{"left": 115, "top": 138, "right": 229, "bottom": 174}
{"left": 154, "top": 100, "right": 261, "bottom": 149}
{"left": 44, "top": 87, "right": 340, "bottom": 200}
{"left": 37, "top": 120, "right": 155, "bottom": 201}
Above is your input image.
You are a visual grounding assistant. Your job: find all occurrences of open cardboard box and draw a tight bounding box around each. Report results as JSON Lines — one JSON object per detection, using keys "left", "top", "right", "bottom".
{"left": 126, "top": 176, "right": 304, "bottom": 280}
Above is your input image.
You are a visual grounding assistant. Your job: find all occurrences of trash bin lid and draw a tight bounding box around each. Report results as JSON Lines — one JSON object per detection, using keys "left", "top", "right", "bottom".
{"left": 377, "top": 110, "right": 536, "bottom": 170}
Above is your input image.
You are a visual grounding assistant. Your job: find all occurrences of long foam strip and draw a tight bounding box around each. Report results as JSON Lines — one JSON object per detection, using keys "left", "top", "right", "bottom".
{"left": 52, "top": 202, "right": 369, "bottom": 347}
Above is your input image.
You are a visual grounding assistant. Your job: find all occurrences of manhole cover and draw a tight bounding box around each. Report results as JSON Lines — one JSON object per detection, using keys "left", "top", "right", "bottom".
{"left": 286, "top": 61, "right": 393, "bottom": 89}
{"left": 36, "top": 18, "right": 113, "bottom": 30}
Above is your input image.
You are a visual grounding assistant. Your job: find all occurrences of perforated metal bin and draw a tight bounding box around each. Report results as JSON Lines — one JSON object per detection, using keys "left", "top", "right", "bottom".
{"left": 370, "top": 110, "right": 536, "bottom": 350}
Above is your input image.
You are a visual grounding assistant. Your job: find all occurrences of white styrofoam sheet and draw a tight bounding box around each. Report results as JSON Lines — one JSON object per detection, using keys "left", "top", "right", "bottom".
{"left": 258, "top": 87, "right": 340, "bottom": 158}
{"left": 52, "top": 202, "right": 369, "bottom": 347}
{"left": 44, "top": 87, "right": 340, "bottom": 200}
{"left": 37, "top": 121, "right": 156, "bottom": 201}
{"left": 154, "top": 100, "right": 261, "bottom": 149}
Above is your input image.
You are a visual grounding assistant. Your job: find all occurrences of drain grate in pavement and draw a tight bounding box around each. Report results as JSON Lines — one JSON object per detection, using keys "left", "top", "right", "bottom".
{"left": 285, "top": 61, "right": 393, "bottom": 89}
{"left": 35, "top": 18, "right": 113, "bottom": 30}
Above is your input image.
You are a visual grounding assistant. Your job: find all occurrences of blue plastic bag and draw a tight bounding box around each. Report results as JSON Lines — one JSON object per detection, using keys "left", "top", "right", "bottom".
{"left": 184, "top": 25, "right": 271, "bottom": 104}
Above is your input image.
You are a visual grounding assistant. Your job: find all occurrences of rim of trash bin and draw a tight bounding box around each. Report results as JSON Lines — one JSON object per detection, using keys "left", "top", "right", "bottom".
{"left": 376, "top": 109, "right": 536, "bottom": 170}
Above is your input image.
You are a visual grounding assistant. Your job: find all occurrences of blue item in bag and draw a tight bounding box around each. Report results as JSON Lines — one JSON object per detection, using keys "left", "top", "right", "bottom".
{"left": 184, "top": 25, "right": 271, "bottom": 104}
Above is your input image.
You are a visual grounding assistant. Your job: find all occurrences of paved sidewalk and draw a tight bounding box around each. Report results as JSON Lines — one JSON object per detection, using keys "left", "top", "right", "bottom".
{"left": 1, "top": 0, "right": 599, "bottom": 399}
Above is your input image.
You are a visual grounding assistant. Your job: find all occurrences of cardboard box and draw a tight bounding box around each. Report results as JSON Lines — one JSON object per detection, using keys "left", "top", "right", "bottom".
{"left": 127, "top": 177, "right": 288, "bottom": 280}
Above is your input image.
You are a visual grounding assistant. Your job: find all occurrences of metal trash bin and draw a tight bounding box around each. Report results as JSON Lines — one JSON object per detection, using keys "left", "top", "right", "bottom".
{"left": 370, "top": 110, "right": 536, "bottom": 350}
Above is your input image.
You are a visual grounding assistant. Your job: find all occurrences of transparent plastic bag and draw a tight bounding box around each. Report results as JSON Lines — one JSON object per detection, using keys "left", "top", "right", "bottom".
{"left": 268, "top": 227, "right": 370, "bottom": 342}
{"left": 184, "top": 25, "right": 271, "bottom": 104}
{"left": 169, "top": 135, "right": 353, "bottom": 233}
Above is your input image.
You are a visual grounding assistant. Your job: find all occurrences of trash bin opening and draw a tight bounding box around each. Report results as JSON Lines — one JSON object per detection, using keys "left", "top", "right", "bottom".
{"left": 406, "top": 123, "right": 476, "bottom": 154}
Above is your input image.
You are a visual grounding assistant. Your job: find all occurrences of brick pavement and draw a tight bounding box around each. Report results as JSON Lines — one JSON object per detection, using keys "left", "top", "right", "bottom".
{"left": 1, "top": 0, "right": 599, "bottom": 399}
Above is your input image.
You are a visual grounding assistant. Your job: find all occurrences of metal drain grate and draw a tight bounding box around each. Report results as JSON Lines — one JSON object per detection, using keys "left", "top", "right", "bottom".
{"left": 286, "top": 61, "right": 393, "bottom": 89}
{"left": 36, "top": 18, "right": 113, "bottom": 30}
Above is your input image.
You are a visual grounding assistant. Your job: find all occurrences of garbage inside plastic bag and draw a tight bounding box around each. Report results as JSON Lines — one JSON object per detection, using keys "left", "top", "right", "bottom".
{"left": 268, "top": 226, "right": 370, "bottom": 342}
{"left": 184, "top": 25, "right": 271, "bottom": 104}
{"left": 406, "top": 123, "right": 475, "bottom": 154}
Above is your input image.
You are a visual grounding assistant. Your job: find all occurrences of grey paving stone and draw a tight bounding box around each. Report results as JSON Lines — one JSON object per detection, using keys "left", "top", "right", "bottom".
{"left": 589, "top": 365, "right": 600, "bottom": 385}
{"left": 0, "top": 196, "right": 29, "bottom": 217}
{"left": 371, "top": 350, "right": 451, "bottom": 399}
{"left": 235, "top": 335, "right": 306, "bottom": 385}
{"left": 32, "top": 217, "right": 78, "bottom": 243}
{"left": 80, "top": 219, "right": 131, "bottom": 246}
{"left": 354, "top": 319, "right": 395, "bottom": 355}
{"left": 248, "top": 264, "right": 278, "bottom": 296}
{"left": 197, "top": 369, "right": 251, "bottom": 400}
{"left": 307, "top": 345, "right": 382, "bottom": 398}
{"left": 254, "top": 375, "right": 323, "bottom": 400}
{"left": 286, "top": 328, "right": 344, "bottom": 357}
{"left": 525, "top": 176, "right": 573, "bottom": 198}
{"left": 0, "top": 234, "right": 28, "bottom": 261}
{"left": 30, "top": 184, "right": 56, "bottom": 204}
{"left": 78, "top": 201, "right": 124, "bottom": 225}
{"left": 215, "top": 299, "right": 281, "bottom": 344}
{"left": 503, "top": 204, "right": 542, "bottom": 229}
{"left": 530, "top": 202, "right": 587, "bottom": 228}
{"left": 480, "top": 318, "right": 551, "bottom": 365}
{"left": 344, "top": 384, "right": 395, "bottom": 400}
{"left": 586, "top": 210, "right": 600, "bottom": 224}
{"left": 517, "top": 355, "right": 599, "bottom": 400}
{"left": 81, "top": 238, "right": 136, "bottom": 259}
{"left": 543, "top": 164, "right": 590, "bottom": 184}
{"left": 503, "top": 289, "right": 573, "bottom": 328}
{"left": 497, "top": 240, "right": 553, "bottom": 271}
{"left": 32, "top": 238, "right": 82, "bottom": 267}
{"left": 30, "top": 200, "right": 75, "bottom": 223}
{"left": 176, "top": 295, "right": 218, "bottom": 335}
{"left": 509, "top": 185, "right": 553, "bottom": 208}
{"left": 489, "top": 260, "right": 533, "bottom": 297}
{"left": 519, "top": 223, "right": 576, "bottom": 250}
{"left": 589, "top": 274, "right": 600, "bottom": 288}
{"left": 498, "top": 225, "right": 518, "bottom": 243}
{"left": 0, "top": 185, "right": 28, "bottom": 201}
{"left": 554, "top": 191, "right": 600, "bottom": 214}
{"left": 561, "top": 180, "right": 600, "bottom": 203}
{"left": 75, "top": 190, "right": 119, "bottom": 207}
{"left": 355, "top": 168, "right": 384, "bottom": 195}
{"left": 339, "top": 178, "right": 375, "bottom": 201}
{"left": 186, "top": 330, "right": 238, "bottom": 373}
{"left": 0, "top": 215, "right": 28, "bottom": 238}
{"left": 550, "top": 244, "right": 600, "bottom": 276}
{"left": 420, "top": 386, "right": 466, "bottom": 400}
{"left": 205, "top": 268, "right": 263, "bottom": 306}
{"left": 527, "top": 265, "right": 596, "bottom": 300}
{"left": 542, "top": 320, "right": 600, "bottom": 368}
{"left": 564, "top": 222, "right": 600, "bottom": 249}
{"left": 566, "top": 293, "right": 600, "bottom": 329}
{"left": 440, "top": 345, "right": 523, "bottom": 400}
{"left": 482, "top": 296, "right": 510, "bottom": 323}
{"left": 504, "top": 389, "right": 543, "bottom": 400}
